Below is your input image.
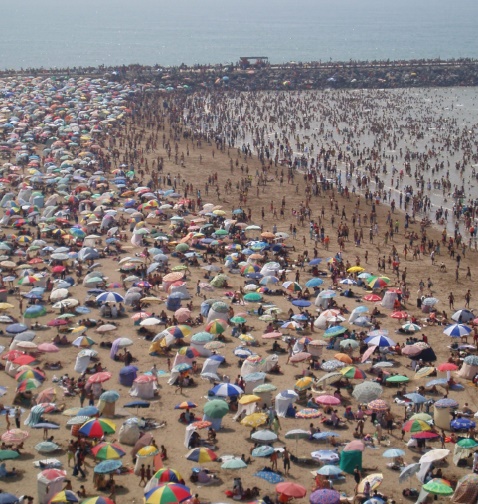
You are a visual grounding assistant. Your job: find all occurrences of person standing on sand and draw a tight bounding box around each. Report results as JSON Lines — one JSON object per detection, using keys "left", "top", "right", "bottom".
{"left": 282, "top": 446, "right": 291, "bottom": 476}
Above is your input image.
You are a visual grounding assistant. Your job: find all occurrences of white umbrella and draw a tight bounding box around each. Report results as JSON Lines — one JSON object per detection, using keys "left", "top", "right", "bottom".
{"left": 49, "top": 288, "right": 69, "bottom": 301}
{"left": 419, "top": 449, "right": 450, "bottom": 464}
{"left": 139, "top": 318, "right": 161, "bottom": 326}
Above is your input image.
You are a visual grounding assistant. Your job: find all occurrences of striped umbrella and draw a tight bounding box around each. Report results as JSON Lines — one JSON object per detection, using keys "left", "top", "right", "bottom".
{"left": 368, "top": 399, "right": 389, "bottom": 411}
{"left": 91, "top": 442, "right": 126, "bottom": 460}
{"left": 144, "top": 483, "right": 191, "bottom": 504}
{"left": 150, "top": 467, "right": 185, "bottom": 484}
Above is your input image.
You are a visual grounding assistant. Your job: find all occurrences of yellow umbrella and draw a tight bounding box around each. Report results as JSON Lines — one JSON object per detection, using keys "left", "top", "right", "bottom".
{"left": 141, "top": 297, "right": 163, "bottom": 304}
{"left": 0, "top": 303, "right": 14, "bottom": 310}
{"left": 347, "top": 266, "right": 365, "bottom": 273}
{"left": 238, "top": 395, "right": 261, "bottom": 405}
{"left": 295, "top": 377, "right": 313, "bottom": 391}
{"left": 240, "top": 412, "right": 268, "bottom": 428}
{"left": 137, "top": 445, "right": 160, "bottom": 456}
{"left": 71, "top": 326, "right": 87, "bottom": 334}
{"left": 413, "top": 367, "right": 435, "bottom": 380}
{"left": 239, "top": 334, "right": 255, "bottom": 343}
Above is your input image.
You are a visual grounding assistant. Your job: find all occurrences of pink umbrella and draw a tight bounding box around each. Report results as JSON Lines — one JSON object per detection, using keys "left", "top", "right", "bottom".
{"left": 87, "top": 371, "right": 112, "bottom": 384}
{"left": 39, "top": 468, "right": 67, "bottom": 480}
{"left": 402, "top": 345, "right": 422, "bottom": 356}
{"left": 368, "top": 399, "right": 389, "bottom": 411}
{"left": 37, "top": 343, "right": 60, "bottom": 353}
{"left": 315, "top": 395, "right": 341, "bottom": 406}
{"left": 262, "top": 331, "right": 283, "bottom": 339}
{"left": 132, "top": 432, "right": 153, "bottom": 457}
{"left": 289, "top": 352, "right": 312, "bottom": 363}
{"left": 361, "top": 345, "right": 377, "bottom": 363}
{"left": 175, "top": 308, "right": 192, "bottom": 323}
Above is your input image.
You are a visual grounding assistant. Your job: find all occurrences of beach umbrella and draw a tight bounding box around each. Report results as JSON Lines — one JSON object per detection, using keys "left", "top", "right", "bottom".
{"left": 402, "top": 419, "right": 431, "bottom": 433}
{"left": 91, "top": 442, "right": 126, "bottom": 460}
{"left": 357, "top": 473, "right": 383, "bottom": 493}
{"left": 37, "top": 342, "right": 60, "bottom": 353}
{"left": 23, "top": 305, "right": 47, "bottom": 318}
{"left": 436, "top": 362, "right": 458, "bottom": 372}
{"left": 404, "top": 393, "right": 427, "bottom": 404}
{"left": 364, "top": 335, "right": 396, "bottom": 347}
{"left": 150, "top": 468, "right": 184, "bottom": 485}
{"left": 315, "top": 395, "right": 341, "bottom": 406}
{"left": 363, "top": 294, "right": 382, "bottom": 302}
{"left": 240, "top": 412, "right": 268, "bottom": 428}
{"left": 309, "top": 489, "right": 340, "bottom": 504}
{"left": 401, "top": 322, "right": 421, "bottom": 332}
{"left": 275, "top": 482, "right": 307, "bottom": 498}
{"left": 96, "top": 291, "right": 124, "bottom": 303}
{"left": 399, "top": 463, "right": 421, "bottom": 483}
{"left": 87, "top": 371, "right": 112, "bottom": 384}
{"left": 316, "top": 465, "right": 343, "bottom": 477}
{"left": 340, "top": 366, "right": 366, "bottom": 379}
{"left": 368, "top": 399, "right": 389, "bottom": 412}
{"left": 203, "top": 399, "right": 229, "bottom": 419}
{"left": 144, "top": 483, "right": 191, "bottom": 504}
{"left": 382, "top": 448, "right": 405, "bottom": 458}
{"left": 244, "top": 292, "right": 262, "bottom": 302}
{"left": 419, "top": 449, "right": 450, "bottom": 464}
{"left": 16, "top": 378, "right": 42, "bottom": 392}
{"left": 422, "top": 479, "right": 453, "bottom": 496}
{"left": 78, "top": 418, "right": 116, "bottom": 437}
{"left": 334, "top": 353, "right": 353, "bottom": 364}
{"left": 221, "top": 458, "right": 247, "bottom": 470}
{"left": 321, "top": 360, "right": 345, "bottom": 371}
{"left": 35, "top": 441, "right": 60, "bottom": 453}
{"left": 0, "top": 493, "right": 20, "bottom": 504}
{"left": 0, "top": 450, "right": 20, "bottom": 460}
{"left": 138, "top": 446, "right": 160, "bottom": 457}
{"left": 1, "top": 429, "right": 29, "bottom": 444}
{"left": 15, "top": 368, "right": 45, "bottom": 382}
{"left": 251, "top": 445, "right": 275, "bottom": 457}
{"left": 166, "top": 325, "right": 192, "bottom": 339}
{"left": 289, "top": 352, "right": 312, "bottom": 363}
{"left": 450, "top": 418, "right": 476, "bottom": 430}
{"left": 296, "top": 408, "right": 322, "bottom": 419}
{"left": 409, "top": 413, "right": 433, "bottom": 422}
{"left": 412, "top": 431, "right": 440, "bottom": 440}
{"left": 457, "top": 438, "right": 478, "bottom": 448}
{"left": 368, "top": 276, "right": 390, "bottom": 289}
{"left": 174, "top": 401, "right": 197, "bottom": 410}
{"left": 323, "top": 325, "right": 347, "bottom": 338}
{"left": 72, "top": 335, "right": 96, "bottom": 347}
{"left": 205, "top": 319, "right": 228, "bottom": 334}
{"left": 77, "top": 406, "right": 99, "bottom": 416}
{"left": 385, "top": 375, "right": 409, "bottom": 384}
{"left": 443, "top": 323, "right": 471, "bottom": 337}
{"left": 251, "top": 430, "right": 278, "bottom": 443}
{"left": 352, "top": 382, "right": 383, "bottom": 403}
{"left": 49, "top": 490, "right": 79, "bottom": 503}
{"left": 413, "top": 366, "right": 435, "bottom": 379}
{"left": 185, "top": 448, "right": 217, "bottom": 462}
{"left": 317, "top": 372, "right": 342, "bottom": 386}
{"left": 340, "top": 339, "right": 359, "bottom": 350}
{"left": 80, "top": 498, "right": 115, "bottom": 504}
{"left": 93, "top": 460, "right": 123, "bottom": 474}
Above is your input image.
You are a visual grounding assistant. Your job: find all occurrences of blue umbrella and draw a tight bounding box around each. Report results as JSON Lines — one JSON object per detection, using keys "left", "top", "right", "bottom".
{"left": 365, "top": 335, "right": 396, "bottom": 347}
{"left": 251, "top": 430, "right": 278, "bottom": 443}
{"left": 305, "top": 278, "right": 324, "bottom": 288}
{"left": 100, "top": 390, "right": 120, "bottom": 403}
{"left": 234, "top": 347, "right": 254, "bottom": 359}
{"left": 292, "top": 299, "right": 311, "bottom": 307}
{"left": 252, "top": 446, "right": 275, "bottom": 457}
{"left": 75, "top": 306, "right": 91, "bottom": 314}
{"left": 404, "top": 393, "right": 427, "bottom": 404}
{"left": 450, "top": 418, "right": 476, "bottom": 430}
{"left": 94, "top": 460, "right": 123, "bottom": 474}
{"left": 443, "top": 323, "right": 472, "bottom": 337}
{"left": 32, "top": 423, "right": 60, "bottom": 430}
{"left": 210, "top": 383, "right": 243, "bottom": 397}
{"left": 308, "top": 258, "right": 323, "bottom": 265}
{"left": 324, "top": 326, "right": 347, "bottom": 337}
{"left": 96, "top": 291, "right": 124, "bottom": 303}
{"left": 426, "top": 378, "right": 449, "bottom": 388}
{"left": 0, "top": 493, "right": 20, "bottom": 504}
{"left": 316, "top": 465, "right": 343, "bottom": 476}
{"left": 35, "top": 441, "right": 60, "bottom": 452}
{"left": 383, "top": 448, "right": 405, "bottom": 458}
{"left": 254, "top": 470, "right": 284, "bottom": 483}
{"left": 435, "top": 398, "right": 459, "bottom": 408}
{"left": 78, "top": 406, "right": 100, "bottom": 416}
{"left": 6, "top": 323, "right": 28, "bottom": 334}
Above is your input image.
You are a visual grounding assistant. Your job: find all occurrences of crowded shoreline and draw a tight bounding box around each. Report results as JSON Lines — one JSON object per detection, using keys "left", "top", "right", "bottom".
{"left": 0, "top": 70, "right": 477, "bottom": 504}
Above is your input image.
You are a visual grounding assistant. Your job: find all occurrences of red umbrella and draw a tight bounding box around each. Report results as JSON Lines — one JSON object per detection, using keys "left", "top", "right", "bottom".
{"left": 401, "top": 345, "right": 422, "bottom": 356}
{"left": 412, "top": 431, "right": 440, "bottom": 439}
{"left": 2, "top": 349, "right": 24, "bottom": 361}
{"left": 289, "top": 352, "right": 312, "bottom": 363}
{"left": 47, "top": 318, "right": 69, "bottom": 327}
{"left": 344, "top": 439, "right": 365, "bottom": 451}
{"left": 261, "top": 331, "right": 283, "bottom": 339}
{"left": 437, "top": 362, "right": 458, "bottom": 372}
{"left": 390, "top": 311, "right": 408, "bottom": 319}
{"left": 134, "top": 375, "right": 156, "bottom": 383}
{"left": 52, "top": 266, "right": 66, "bottom": 273}
{"left": 39, "top": 468, "right": 67, "bottom": 480}
{"left": 38, "top": 343, "right": 60, "bottom": 353}
{"left": 12, "top": 354, "right": 36, "bottom": 366}
{"left": 87, "top": 372, "right": 112, "bottom": 384}
{"left": 363, "top": 294, "right": 382, "bottom": 302}
{"left": 361, "top": 345, "right": 378, "bottom": 363}
{"left": 276, "top": 482, "right": 307, "bottom": 498}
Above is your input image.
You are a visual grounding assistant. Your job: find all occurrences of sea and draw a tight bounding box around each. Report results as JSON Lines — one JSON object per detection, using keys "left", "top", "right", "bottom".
{"left": 0, "top": 0, "right": 477, "bottom": 70}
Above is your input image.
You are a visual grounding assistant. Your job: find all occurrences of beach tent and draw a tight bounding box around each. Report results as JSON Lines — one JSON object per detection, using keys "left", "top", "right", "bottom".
{"left": 38, "top": 469, "right": 66, "bottom": 504}
{"left": 241, "top": 355, "right": 278, "bottom": 377}
{"left": 166, "top": 296, "right": 181, "bottom": 311}
{"left": 168, "top": 283, "right": 190, "bottom": 299}
{"left": 451, "top": 474, "right": 478, "bottom": 503}
{"left": 339, "top": 449, "right": 362, "bottom": 474}
{"left": 233, "top": 398, "right": 258, "bottom": 420}
{"left": 275, "top": 390, "right": 299, "bottom": 417}
{"left": 433, "top": 404, "right": 452, "bottom": 430}
{"left": 207, "top": 301, "right": 229, "bottom": 323}
{"left": 74, "top": 354, "right": 91, "bottom": 374}
{"left": 199, "top": 357, "right": 221, "bottom": 382}
{"left": 118, "top": 419, "right": 141, "bottom": 445}
{"left": 252, "top": 384, "right": 277, "bottom": 407}
{"left": 184, "top": 423, "right": 197, "bottom": 448}
{"left": 243, "top": 372, "right": 266, "bottom": 394}
{"left": 129, "top": 376, "right": 157, "bottom": 399}
{"left": 313, "top": 314, "right": 329, "bottom": 330}
{"left": 381, "top": 291, "right": 398, "bottom": 310}
{"left": 119, "top": 366, "right": 138, "bottom": 386}
{"left": 260, "top": 262, "right": 280, "bottom": 277}
{"left": 457, "top": 355, "right": 478, "bottom": 379}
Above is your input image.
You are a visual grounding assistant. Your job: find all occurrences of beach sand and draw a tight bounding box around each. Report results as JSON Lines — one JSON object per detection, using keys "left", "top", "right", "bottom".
{"left": 0, "top": 86, "right": 477, "bottom": 504}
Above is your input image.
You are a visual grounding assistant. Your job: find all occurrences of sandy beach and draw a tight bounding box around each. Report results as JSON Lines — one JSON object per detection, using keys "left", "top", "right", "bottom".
{"left": 0, "top": 79, "right": 477, "bottom": 504}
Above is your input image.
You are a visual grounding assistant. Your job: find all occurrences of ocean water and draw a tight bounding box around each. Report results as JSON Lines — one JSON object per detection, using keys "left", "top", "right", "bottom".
{"left": 0, "top": 0, "right": 477, "bottom": 70}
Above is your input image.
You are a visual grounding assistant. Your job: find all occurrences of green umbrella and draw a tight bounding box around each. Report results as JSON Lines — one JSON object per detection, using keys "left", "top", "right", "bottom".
{"left": 0, "top": 449, "right": 20, "bottom": 460}
{"left": 203, "top": 399, "right": 229, "bottom": 419}
{"left": 457, "top": 438, "right": 478, "bottom": 449}
{"left": 175, "top": 243, "right": 189, "bottom": 252}
{"left": 422, "top": 479, "right": 454, "bottom": 496}
{"left": 230, "top": 316, "right": 246, "bottom": 324}
{"left": 386, "top": 375, "right": 409, "bottom": 383}
{"left": 221, "top": 458, "right": 247, "bottom": 470}
{"left": 214, "top": 229, "right": 228, "bottom": 236}
{"left": 243, "top": 292, "right": 262, "bottom": 302}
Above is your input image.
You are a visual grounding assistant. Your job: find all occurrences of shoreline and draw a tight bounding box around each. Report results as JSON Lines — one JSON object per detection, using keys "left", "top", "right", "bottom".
{"left": 1, "top": 57, "right": 478, "bottom": 91}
